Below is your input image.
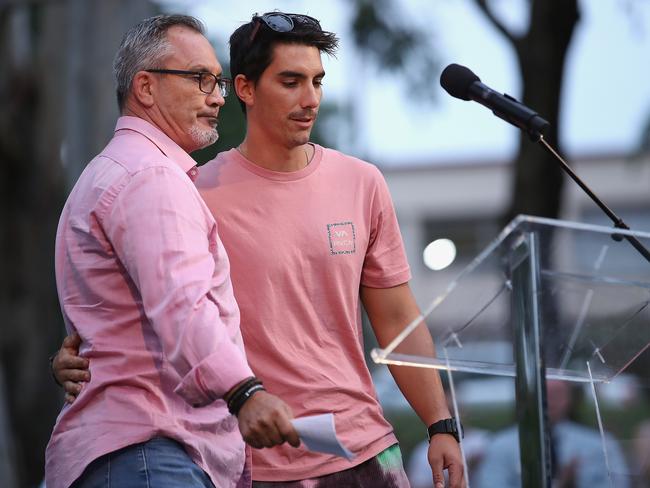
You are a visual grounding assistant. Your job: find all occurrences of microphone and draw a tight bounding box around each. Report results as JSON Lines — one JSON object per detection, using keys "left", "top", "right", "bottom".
{"left": 440, "top": 63, "right": 549, "bottom": 141}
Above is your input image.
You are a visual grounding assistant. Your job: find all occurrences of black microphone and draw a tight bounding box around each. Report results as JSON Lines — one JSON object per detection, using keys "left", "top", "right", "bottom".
{"left": 440, "top": 63, "right": 550, "bottom": 141}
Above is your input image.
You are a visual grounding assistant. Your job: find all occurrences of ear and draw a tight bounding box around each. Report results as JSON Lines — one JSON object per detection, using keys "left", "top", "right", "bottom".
{"left": 130, "top": 71, "right": 156, "bottom": 108}
{"left": 234, "top": 74, "right": 255, "bottom": 109}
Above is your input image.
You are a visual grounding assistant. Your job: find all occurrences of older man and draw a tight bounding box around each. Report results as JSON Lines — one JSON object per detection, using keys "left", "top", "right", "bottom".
{"left": 45, "top": 14, "right": 297, "bottom": 488}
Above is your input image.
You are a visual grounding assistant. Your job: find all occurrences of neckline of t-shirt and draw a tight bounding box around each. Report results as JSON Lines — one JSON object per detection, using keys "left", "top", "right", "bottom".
{"left": 230, "top": 144, "right": 323, "bottom": 181}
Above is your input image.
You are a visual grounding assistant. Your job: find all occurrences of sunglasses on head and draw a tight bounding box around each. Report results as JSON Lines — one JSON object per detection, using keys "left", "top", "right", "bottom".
{"left": 249, "top": 12, "right": 321, "bottom": 45}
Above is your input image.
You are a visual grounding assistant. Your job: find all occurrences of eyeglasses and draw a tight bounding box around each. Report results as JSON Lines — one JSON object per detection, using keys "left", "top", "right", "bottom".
{"left": 249, "top": 12, "right": 321, "bottom": 45}
{"left": 145, "top": 69, "right": 231, "bottom": 97}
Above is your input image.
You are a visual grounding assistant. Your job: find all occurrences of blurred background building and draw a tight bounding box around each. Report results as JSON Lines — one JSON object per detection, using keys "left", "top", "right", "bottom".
{"left": 1, "top": 0, "right": 649, "bottom": 486}
{"left": 388, "top": 151, "right": 650, "bottom": 307}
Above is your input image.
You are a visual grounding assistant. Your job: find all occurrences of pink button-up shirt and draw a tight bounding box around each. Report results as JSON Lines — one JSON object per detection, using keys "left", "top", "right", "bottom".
{"left": 45, "top": 116, "right": 253, "bottom": 488}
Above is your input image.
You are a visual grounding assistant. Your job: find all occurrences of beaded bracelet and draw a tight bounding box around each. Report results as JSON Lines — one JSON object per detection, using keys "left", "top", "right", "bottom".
{"left": 227, "top": 377, "right": 265, "bottom": 416}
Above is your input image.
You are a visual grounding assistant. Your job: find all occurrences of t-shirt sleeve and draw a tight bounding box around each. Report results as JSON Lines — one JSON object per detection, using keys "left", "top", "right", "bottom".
{"left": 361, "top": 168, "right": 411, "bottom": 288}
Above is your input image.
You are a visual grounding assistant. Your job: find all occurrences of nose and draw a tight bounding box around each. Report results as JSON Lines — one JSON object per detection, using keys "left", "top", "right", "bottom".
{"left": 301, "top": 84, "right": 320, "bottom": 109}
{"left": 206, "top": 89, "right": 225, "bottom": 109}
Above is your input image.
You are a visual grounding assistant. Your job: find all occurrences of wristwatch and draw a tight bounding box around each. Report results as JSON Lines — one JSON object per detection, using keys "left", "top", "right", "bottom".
{"left": 427, "top": 418, "right": 463, "bottom": 443}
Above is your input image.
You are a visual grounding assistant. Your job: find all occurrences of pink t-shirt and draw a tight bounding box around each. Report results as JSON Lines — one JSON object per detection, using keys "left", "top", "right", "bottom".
{"left": 46, "top": 117, "right": 253, "bottom": 488}
{"left": 196, "top": 146, "right": 411, "bottom": 481}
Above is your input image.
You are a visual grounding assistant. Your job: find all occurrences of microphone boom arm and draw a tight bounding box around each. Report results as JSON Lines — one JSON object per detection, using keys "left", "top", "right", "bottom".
{"left": 538, "top": 136, "right": 650, "bottom": 263}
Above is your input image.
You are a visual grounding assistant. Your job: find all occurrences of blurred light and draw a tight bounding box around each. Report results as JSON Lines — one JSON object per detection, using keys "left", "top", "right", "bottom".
{"left": 423, "top": 238, "right": 457, "bottom": 270}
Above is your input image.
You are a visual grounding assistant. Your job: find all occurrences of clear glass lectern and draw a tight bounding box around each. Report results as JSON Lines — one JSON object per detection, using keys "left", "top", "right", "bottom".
{"left": 372, "top": 215, "right": 650, "bottom": 487}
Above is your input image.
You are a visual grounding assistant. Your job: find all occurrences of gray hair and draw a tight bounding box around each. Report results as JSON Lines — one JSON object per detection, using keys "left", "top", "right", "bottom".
{"left": 113, "top": 14, "right": 205, "bottom": 111}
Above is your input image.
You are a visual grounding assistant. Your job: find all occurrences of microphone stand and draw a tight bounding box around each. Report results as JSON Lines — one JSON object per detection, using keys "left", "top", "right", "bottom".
{"left": 534, "top": 134, "right": 650, "bottom": 263}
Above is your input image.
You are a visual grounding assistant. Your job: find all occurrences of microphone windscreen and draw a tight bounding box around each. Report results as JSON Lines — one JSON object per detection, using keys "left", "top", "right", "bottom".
{"left": 440, "top": 64, "right": 480, "bottom": 101}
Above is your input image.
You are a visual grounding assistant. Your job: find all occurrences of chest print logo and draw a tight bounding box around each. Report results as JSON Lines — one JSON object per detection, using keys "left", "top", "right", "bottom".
{"left": 327, "top": 222, "right": 356, "bottom": 255}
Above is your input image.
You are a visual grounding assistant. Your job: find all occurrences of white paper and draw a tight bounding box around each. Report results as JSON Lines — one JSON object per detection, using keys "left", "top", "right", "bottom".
{"left": 291, "top": 413, "right": 354, "bottom": 460}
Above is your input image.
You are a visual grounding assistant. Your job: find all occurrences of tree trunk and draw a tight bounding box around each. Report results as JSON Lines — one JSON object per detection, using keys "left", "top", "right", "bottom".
{"left": 473, "top": 0, "right": 579, "bottom": 222}
{"left": 508, "top": 0, "right": 579, "bottom": 222}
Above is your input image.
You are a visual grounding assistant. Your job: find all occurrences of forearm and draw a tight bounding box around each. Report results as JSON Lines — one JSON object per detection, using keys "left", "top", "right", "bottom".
{"left": 386, "top": 326, "right": 451, "bottom": 425}
{"left": 362, "top": 283, "right": 451, "bottom": 426}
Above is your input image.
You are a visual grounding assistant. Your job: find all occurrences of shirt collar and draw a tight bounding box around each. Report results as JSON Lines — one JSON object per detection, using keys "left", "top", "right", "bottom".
{"left": 115, "top": 116, "right": 198, "bottom": 175}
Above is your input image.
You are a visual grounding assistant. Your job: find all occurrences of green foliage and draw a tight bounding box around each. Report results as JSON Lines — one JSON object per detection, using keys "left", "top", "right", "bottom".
{"left": 349, "top": 0, "right": 439, "bottom": 104}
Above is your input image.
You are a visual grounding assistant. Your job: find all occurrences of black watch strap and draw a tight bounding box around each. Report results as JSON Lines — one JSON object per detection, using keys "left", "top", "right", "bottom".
{"left": 427, "top": 417, "right": 463, "bottom": 443}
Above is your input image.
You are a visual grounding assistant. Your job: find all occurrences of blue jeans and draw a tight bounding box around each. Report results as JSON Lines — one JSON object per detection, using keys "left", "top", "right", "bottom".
{"left": 71, "top": 437, "right": 215, "bottom": 488}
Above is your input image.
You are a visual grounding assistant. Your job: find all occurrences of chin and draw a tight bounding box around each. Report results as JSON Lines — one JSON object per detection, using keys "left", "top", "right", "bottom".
{"left": 290, "top": 132, "right": 311, "bottom": 147}
{"left": 190, "top": 126, "right": 219, "bottom": 149}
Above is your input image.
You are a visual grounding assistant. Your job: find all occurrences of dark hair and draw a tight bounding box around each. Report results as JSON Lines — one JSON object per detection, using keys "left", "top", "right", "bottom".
{"left": 229, "top": 12, "right": 339, "bottom": 112}
{"left": 113, "top": 14, "right": 205, "bottom": 112}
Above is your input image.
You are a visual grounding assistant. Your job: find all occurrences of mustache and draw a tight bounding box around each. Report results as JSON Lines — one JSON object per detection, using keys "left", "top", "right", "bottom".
{"left": 288, "top": 109, "right": 318, "bottom": 120}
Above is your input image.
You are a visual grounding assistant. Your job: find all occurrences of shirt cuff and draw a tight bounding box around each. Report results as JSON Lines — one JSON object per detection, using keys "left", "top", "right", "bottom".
{"left": 174, "top": 346, "right": 254, "bottom": 407}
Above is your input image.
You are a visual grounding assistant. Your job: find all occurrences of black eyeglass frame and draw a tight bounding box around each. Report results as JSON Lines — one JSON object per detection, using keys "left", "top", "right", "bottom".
{"left": 249, "top": 12, "right": 321, "bottom": 45}
{"left": 144, "top": 69, "right": 232, "bottom": 97}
